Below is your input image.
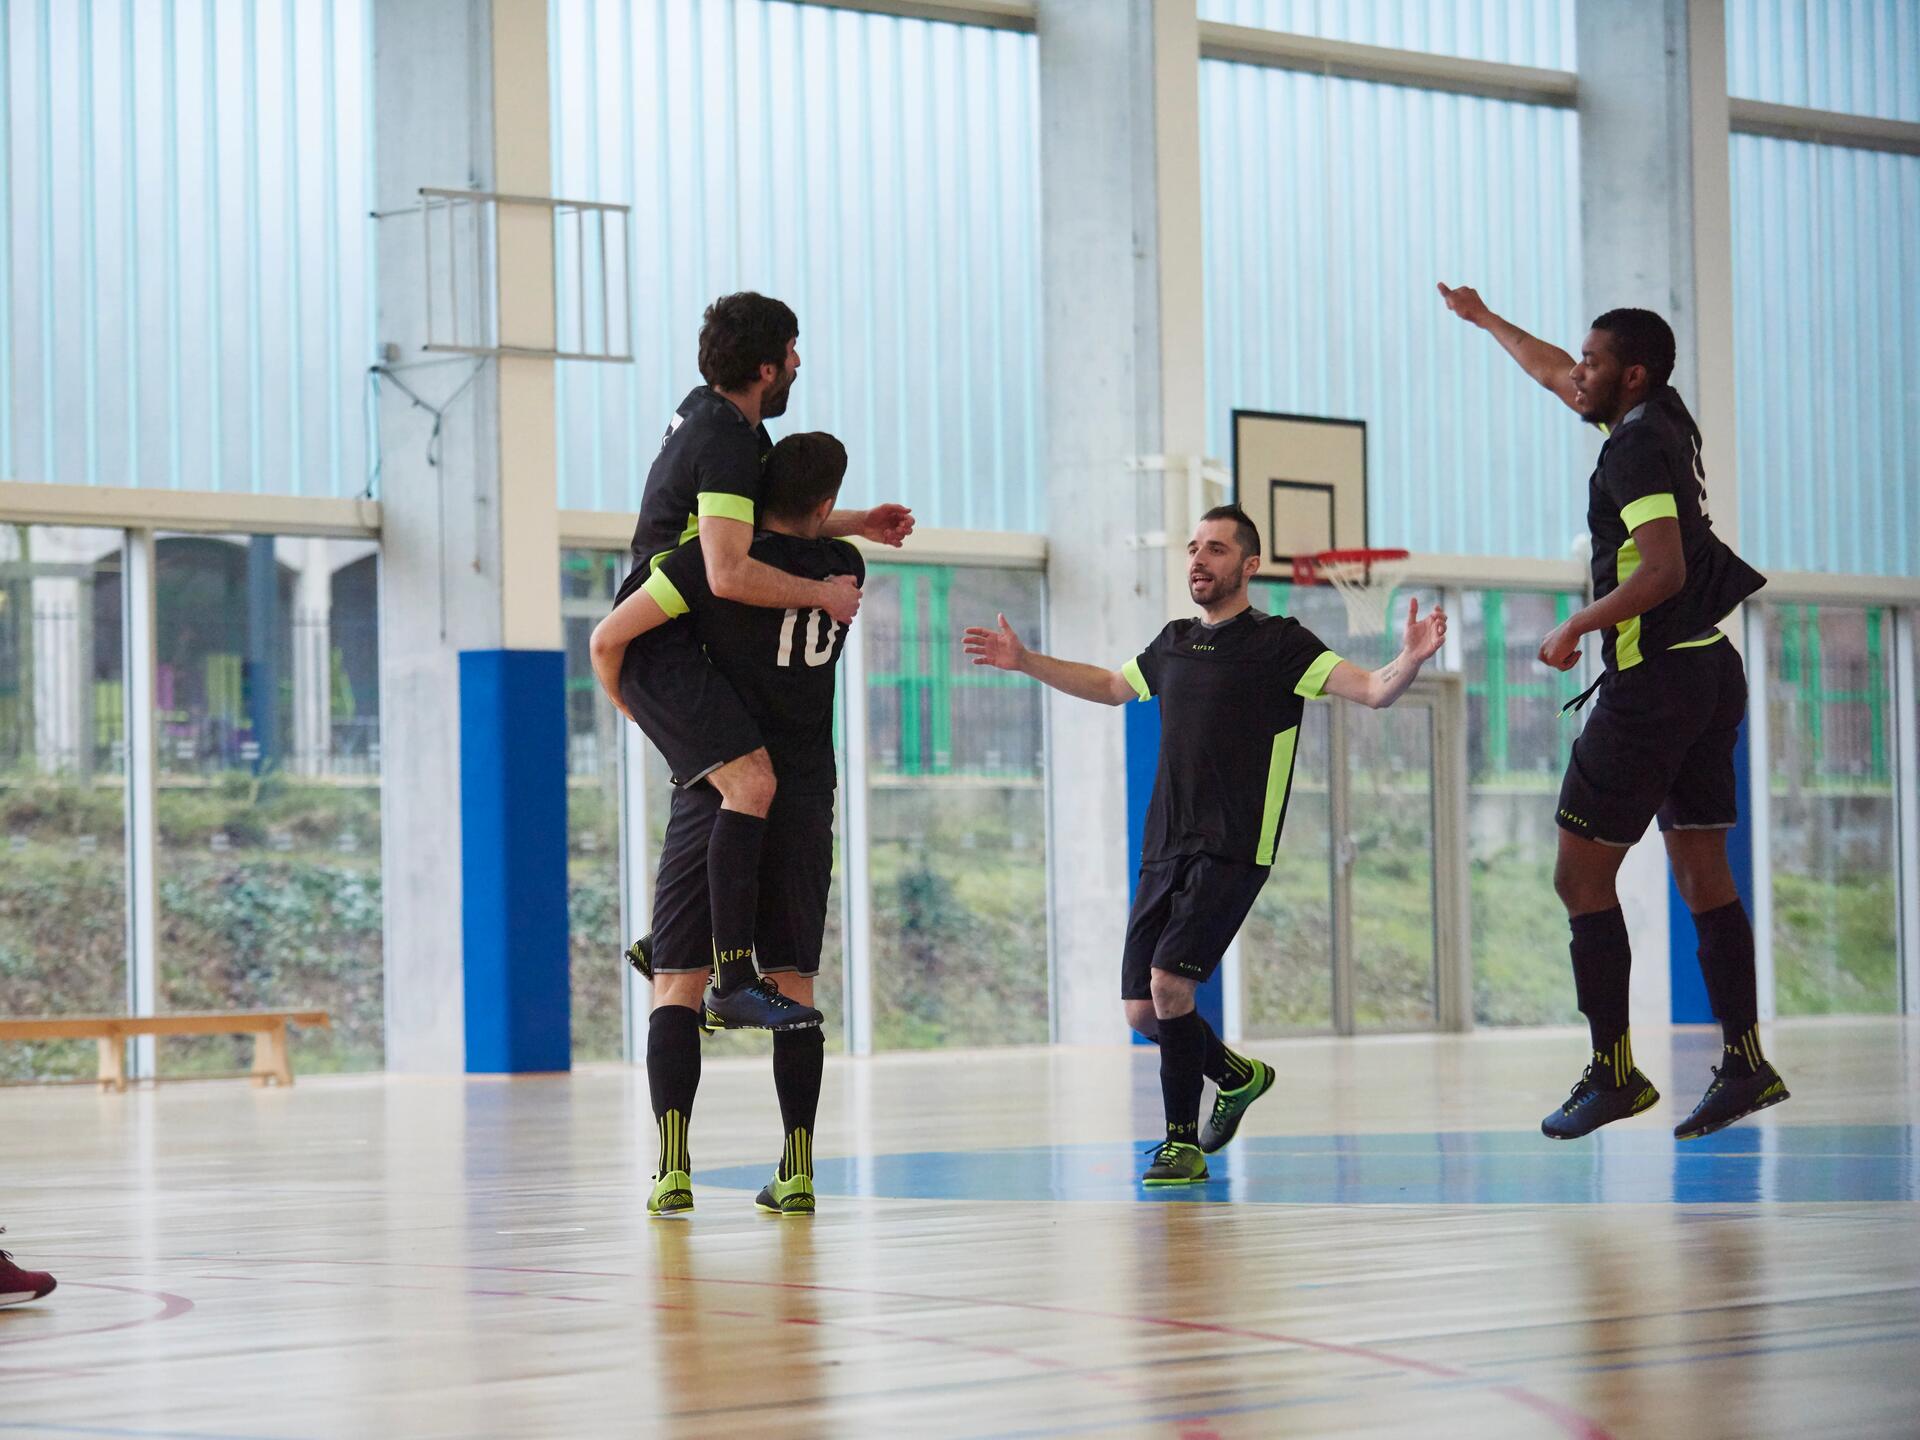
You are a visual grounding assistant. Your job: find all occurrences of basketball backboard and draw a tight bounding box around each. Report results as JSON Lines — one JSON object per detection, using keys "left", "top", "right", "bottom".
{"left": 1229, "top": 411, "right": 1368, "bottom": 571}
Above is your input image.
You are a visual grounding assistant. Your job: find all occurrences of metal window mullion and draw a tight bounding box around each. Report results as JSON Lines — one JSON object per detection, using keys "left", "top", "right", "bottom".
{"left": 617, "top": 702, "right": 653, "bottom": 1063}
{"left": 122, "top": 527, "right": 161, "bottom": 1076}
{"left": 1746, "top": 605, "right": 1776, "bottom": 1021}
{"left": 1329, "top": 701, "right": 1354, "bottom": 1035}
{"left": 1891, "top": 606, "right": 1920, "bottom": 1015}
{"left": 842, "top": 605, "right": 876, "bottom": 1056}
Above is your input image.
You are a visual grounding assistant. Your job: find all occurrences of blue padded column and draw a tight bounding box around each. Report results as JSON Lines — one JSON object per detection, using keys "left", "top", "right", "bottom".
{"left": 1667, "top": 717, "right": 1756, "bottom": 1024}
{"left": 1125, "top": 698, "right": 1226, "bottom": 1041}
{"left": 459, "top": 649, "right": 571, "bottom": 1073}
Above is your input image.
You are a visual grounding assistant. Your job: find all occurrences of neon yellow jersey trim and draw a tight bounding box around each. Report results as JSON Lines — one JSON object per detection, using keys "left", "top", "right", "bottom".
{"left": 641, "top": 568, "right": 690, "bottom": 619}
{"left": 1668, "top": 630, "right": 1726, "bottom": 651}
{"left": 1614, "top": 536, "right": 1643, "bottom": 668}
{"left": 1620, "top": 492, "right": 1679, "bottom": 532}
{"left": 1295, "top": 651, "right": 1343, "bottom": 699}
{"left": 696, "top": 491, "right": 757, "bottom": 526}
{"left": 1121, "top": 657, "right": 1152, "bottom": 702}
{"left": 1255, "top": 725, "right": 1301, "bottom": 866}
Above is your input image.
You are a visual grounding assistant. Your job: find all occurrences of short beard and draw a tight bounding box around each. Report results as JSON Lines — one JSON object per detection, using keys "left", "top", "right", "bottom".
{"left": 1191, "top": 570, "right": 1244, "bottom": 607}
{"left": 761, "top": 371, "right": 794, "bottom": 419}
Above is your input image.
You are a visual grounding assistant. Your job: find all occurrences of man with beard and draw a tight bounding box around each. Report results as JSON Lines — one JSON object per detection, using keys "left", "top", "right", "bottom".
{"left": 964, "top": 506, "right": 1447, "bottom": 1185}
{"left": 1438, "top": 284, "right": 1785, "bottom": 1141}
{"left": 616, "top": 292, "right": 912, "bottom": 1040}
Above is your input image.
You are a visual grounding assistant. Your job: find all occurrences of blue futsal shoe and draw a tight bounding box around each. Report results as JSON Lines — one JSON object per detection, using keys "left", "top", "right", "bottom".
{"left": 700, "top": 976, "right": 823, "bottom": 1034}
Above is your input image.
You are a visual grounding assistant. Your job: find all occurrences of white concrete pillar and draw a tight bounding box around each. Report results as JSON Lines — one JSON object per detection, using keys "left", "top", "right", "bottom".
{"left": 1578, "top": 0, "right": 1740, "bottom": 1030}
{"left": 291, "top": 538, "right": 333, "bottom": 778}
{"left": 373, "top": 0, "right": 562, "bottom": 1073}
{"left": 1037, "top": 0, "right": 1210, "bottom": 1044}
{"left": 30, "top": 576, "right": 84, "bottom": 775}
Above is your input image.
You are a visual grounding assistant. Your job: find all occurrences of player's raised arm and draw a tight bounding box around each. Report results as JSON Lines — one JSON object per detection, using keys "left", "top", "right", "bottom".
{"left": 962, "top": 614, "right": 1138, "bottom": 706}
{"left": 823, "top": 502, "right": 916, "bottom": 548}
{"left": 1438, "top": 283, "right": 1582, "bottom": 414}
{"left": 1320, "top": 597, "right": 1449, "bottom": 709}
{"left": 700, "top": 513, "right": 862, "bottom": 625}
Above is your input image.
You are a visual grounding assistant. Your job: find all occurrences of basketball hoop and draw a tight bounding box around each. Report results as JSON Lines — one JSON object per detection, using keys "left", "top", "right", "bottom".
{"left": 1290, "top": 548, "right": 1412, "bottom": 636}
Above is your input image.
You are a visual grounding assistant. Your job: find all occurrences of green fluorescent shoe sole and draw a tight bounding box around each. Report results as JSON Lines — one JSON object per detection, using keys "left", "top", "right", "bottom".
{"left": 1141, "top": 1173, "right": 1210, "bottom": 1187}
{"left": 1675, "top": 1080, "right": 1791, "bottom": 1141}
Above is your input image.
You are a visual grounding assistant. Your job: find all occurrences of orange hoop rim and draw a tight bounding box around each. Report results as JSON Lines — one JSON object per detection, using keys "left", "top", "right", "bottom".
{"left": 1289, "top": 547, "right": 1411, "bottom": 585}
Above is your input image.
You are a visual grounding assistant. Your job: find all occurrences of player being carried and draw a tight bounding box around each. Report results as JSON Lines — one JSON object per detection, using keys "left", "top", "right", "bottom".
{"left": 593, "top": 433, "right": 862, "bottom": 1218}
{"left": 965, "top": 505, "right": 1446, "bottom": 1185}
{"left": 1439, "top": 282, "right": 1786, "bottom": 1140}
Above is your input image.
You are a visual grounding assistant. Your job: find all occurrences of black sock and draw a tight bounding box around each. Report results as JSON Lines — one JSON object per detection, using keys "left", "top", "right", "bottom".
{"left": 1200, "top": 1019, "right": 1257, "bottom": 1089}
{"left": 1693, "top": 899, "right": 1763, "bottom": 1072}
{"left": 772, "top": 1027, "right": 824, "bottom": 1180}
{"left": 707, "top": 809, "right": 768, "bottom": 995}
{"left": 647, "top": 1005, "right": 701, "bottom": 1175}
{"left": 1156, "top": 1010, "right": 1206, "bottom": 1143}
{"left": 1569, "top": 906, "right": 1633, "bottom": 1086}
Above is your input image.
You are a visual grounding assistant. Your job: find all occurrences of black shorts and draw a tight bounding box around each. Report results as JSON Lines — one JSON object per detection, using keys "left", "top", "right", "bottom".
{"left": 1556, "top": 635, "right": 1746, "bottom": 848}
{"left": 619, "top": 622, "right": 762, "bottom": 787}
{"left": 1120, "top": 852, "right": 1270, "bottom": 1000}
{"left": 650, "top": 783, "right": 836, "bottom": 976}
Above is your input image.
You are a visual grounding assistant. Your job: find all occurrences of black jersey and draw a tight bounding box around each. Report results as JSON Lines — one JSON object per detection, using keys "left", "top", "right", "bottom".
{"left": 1125, "top": 608, "right": 1341, "bottom": 867}
{"left": 1588, "top": 386, "right": 1765, "bottom": 670}
{"left": 641, "top": 531, "right": 864, "bottom": 794}
{"left": 617, "top": 386, "right": 772, "bottom": 603}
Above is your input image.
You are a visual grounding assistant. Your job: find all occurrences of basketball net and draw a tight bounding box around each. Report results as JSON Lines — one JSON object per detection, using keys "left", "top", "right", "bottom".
{"left": 1290, "top": 549, "right": 1412, "bottom": 636}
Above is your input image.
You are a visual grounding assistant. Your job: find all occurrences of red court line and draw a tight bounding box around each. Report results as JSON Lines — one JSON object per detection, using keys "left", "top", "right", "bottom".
{"left": 0, "top": 1282, "right": 195, "bottom": 1350}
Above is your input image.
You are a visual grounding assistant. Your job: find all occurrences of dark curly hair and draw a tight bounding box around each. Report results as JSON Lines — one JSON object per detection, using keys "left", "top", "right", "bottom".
{"left": 698, "top": 292, "right": 799, "bottom": 392}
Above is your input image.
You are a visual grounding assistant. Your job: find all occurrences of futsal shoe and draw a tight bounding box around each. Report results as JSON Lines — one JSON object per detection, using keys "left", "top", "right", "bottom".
{"left": 1540, "top": 1063, "right": 1660, "bottom": 1139}
{"left": 700, "top": 977, "right": 823, "bottom": 1034}
{"left": 0, "top": 1233, "right": 56, "bottom": 1307}
{"left": 755, "top": 1172, "right": 816, "bottom": 1217}
{"left": 1200, "top": 1059, "right": 1276, "bottom": 1154}
{"left": 625, "top": 933, "right": 653, "bottom": 982}
{"left": 1142, "top": 1140, "right": 1209, "bottom": 1186}
{"left": 1673, "top": 1061, "right": 1790, "bottom": 1141}
{"left": 647, "top": 1170, "right": 694, "bottom": 1217}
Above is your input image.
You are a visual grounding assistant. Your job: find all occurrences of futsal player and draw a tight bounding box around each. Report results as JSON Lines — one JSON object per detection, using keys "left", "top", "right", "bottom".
{"left": 964, "top": 506, "right": 1447, "bottom": 1185}
{"left": 1439, "top": 283, "right": 1788, "bottom": 1141}
{"left": 594, "top": 432, "right": 862, "bottom": 1217}
{"left": 617, "top": 293, "right": 911, "bottom": 1031}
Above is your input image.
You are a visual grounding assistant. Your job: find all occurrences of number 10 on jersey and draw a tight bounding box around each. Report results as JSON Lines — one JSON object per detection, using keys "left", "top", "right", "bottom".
{"left": 776, "top": 608, "right": 841, "bottom": 668}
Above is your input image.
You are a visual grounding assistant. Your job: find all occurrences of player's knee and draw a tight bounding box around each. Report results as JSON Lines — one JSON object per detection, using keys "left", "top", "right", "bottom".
{"left": 653, "top": 972, "right": 706, "bottom": 1011}
{"left": 1124, "top": 1000, "right": 1158, "bottom": 1038}
{"left": 1148, "top": 971, "right": 1196, "bottom": 1020}
{"left": 715, "top": 749, "right": 776, "bottom": 815}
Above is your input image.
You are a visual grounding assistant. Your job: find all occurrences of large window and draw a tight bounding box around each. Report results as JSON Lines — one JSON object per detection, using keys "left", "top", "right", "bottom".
{"left": 0, "top": 525, "right": 126, "bottom": 1081}
{"left": 1, "top": 1, "right": 374, "bottom": 495}
{"left": 152, "top": 534, "right": 382, "bottom": 1073}
{"left": 1463, "top": 588, "right": 1583, "bottom": 1025}
{"left": 561, "top": 550, "right": 627, "bottom": 1063}
{"left": 1727, "top": 0, "right": 1919, "bottom": 122}
{"left": 1764, "top": 602, "right": 1900, "bottom": 1015}
{"left": 1199, "top": 1, "right": 1575, "bottom": 70}
{"left": 548, "top": 0, "right": 1043, "bottom": 529}
{"left": 865, "top": 564, "right": 1047, "bottom": 1048}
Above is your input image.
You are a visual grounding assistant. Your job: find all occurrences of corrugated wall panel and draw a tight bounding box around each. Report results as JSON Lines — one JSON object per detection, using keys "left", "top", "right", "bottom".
{"left": 1199, "top": 0, "right": 1575, "bottom": 71}
{"left": 550, "top": 0, "right": 1044, "bottom": 530}
{"left": 1731, "top": 133, "right": 1920, "bottom": 576}
{"left": 1727, "top": 0, "right": 1920, "bottom": 122}
{"left": 0, "top": 0, "right": 373, "bottom": 496}
{"left": 1201, "top": 59, "right": 1587, "bottom": 560}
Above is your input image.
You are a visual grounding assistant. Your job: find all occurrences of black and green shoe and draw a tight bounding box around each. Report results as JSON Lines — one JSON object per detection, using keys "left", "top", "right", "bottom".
{"left": 1200, "top": 1059, "right": 1275, "bottom": 1154}
{"left": 625, "top": 934, "right": 653, "bottom": 982}
{"left": 1674, "top": 1061, "right": 1789, "bottom": 1140}
{"left": 1142, "top": 1140, "right": 1209, "bottom": 1187}
{"left": 755, "top": 1172, "right": 816, "bottom": 1217}
{"left": 1541, "top": 1064, "right": 1660, "bottom": 1139}
{"left": 647, "top": 1169, "right": 693, "bottom": 1217}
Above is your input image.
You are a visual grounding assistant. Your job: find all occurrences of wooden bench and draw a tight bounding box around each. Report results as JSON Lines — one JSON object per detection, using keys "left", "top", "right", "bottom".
{"left": 0, "top": 1011, "right": 332, "bottom": 1091}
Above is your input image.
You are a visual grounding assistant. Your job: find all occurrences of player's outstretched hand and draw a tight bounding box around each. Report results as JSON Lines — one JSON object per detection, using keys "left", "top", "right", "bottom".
{"left": 1437, "top": 282, "right": 1490, "bottom": 327}
{"left": 860, "top": 503, "right": 916, "bottom": 547}
{"left": 1402, "top": 596, "right": 1448, "bottom": 663}
{"left": 962, "top": 614, "right": 1027, "bottom": 672}
{"left": 820, "top": 574, "right": 862, "bottom": 626}
{"left": 1537, "top": 619, "right": 1582, "bottom": 672}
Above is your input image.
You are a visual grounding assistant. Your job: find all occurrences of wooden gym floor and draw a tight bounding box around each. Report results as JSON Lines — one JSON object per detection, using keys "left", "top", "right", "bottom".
{"left": 3, "top": 1018, "right": 1917, "bottom": 1439}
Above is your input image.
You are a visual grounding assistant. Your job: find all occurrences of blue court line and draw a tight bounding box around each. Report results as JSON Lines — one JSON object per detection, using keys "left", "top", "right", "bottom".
{"left": 698, "top": 1125, "right": 1920, "bottom": 1206}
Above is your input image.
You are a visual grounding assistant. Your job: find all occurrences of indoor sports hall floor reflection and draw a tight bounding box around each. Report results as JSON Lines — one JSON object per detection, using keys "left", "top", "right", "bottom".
{"left": 5, "top": 1019, "right": 1918, "bottom": 1439}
